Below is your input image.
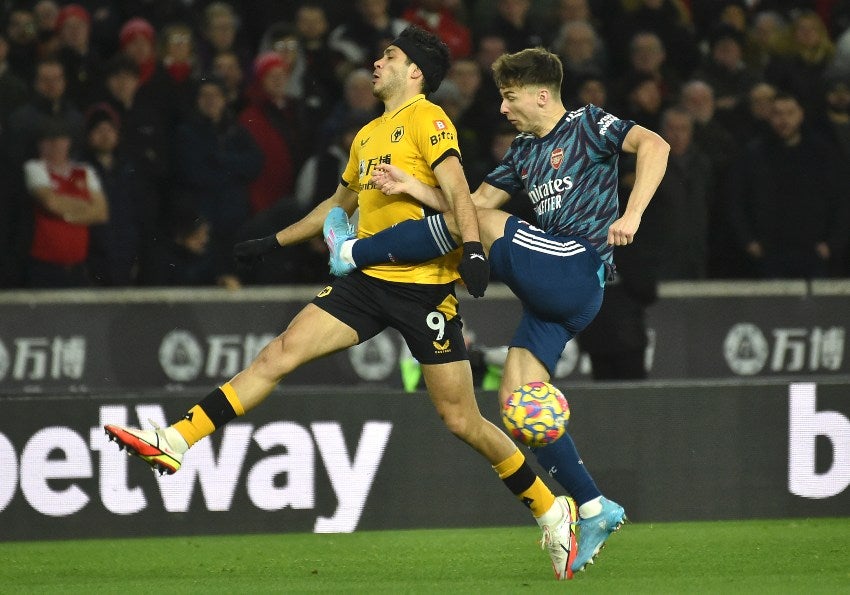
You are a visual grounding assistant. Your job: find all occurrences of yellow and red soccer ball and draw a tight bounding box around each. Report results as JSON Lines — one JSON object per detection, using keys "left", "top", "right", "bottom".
{"left": 501, "top": 381, "right": 570, "bottom": 448}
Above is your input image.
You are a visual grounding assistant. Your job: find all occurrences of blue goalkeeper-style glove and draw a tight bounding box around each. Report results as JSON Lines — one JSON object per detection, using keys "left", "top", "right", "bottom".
{"left": 458, "top": 241, "right": 489, "bottom": 298}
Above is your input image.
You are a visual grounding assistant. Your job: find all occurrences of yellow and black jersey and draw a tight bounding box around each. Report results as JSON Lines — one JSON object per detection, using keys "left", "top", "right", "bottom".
{"left": 341, "top": 94, "right": 463, "bottom": 284}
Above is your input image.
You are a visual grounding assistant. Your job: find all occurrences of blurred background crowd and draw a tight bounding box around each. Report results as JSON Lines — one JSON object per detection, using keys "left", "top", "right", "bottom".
{"left": 1, "top": 0, "right": 849, "bottom": 290}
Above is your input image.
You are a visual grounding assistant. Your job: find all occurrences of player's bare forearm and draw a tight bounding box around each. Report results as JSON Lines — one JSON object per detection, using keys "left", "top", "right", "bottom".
{"left": 372, "top": 165, "right": 509, "bottom": 216}
{"left": 31, "top": 188, "right": 109, "bottom": 225}
{"left": 621, "top": 125, "right": 669, "bottom": 218}
{"left": 31, "top": 187, "right": 71, "bottom": 216}
{"left": 372, "top": 163, "right": 449, "bottom": 211}
{"left": 434, "top": 156, "right": 480, "bottom": 243}
{"left": 610, "top": 125, "right": 670, "bottom": 245}
{"left": 274, "top": 185, "right": 358, "bottom": 247}
{"left": 628, "top": 138, "right": 668, "bottom": 214}
{"left": 470, "top": 183, "right": 511, "bottom": 210}
{"left": 374, "top": 158, "right": 481, "bottom": 241}
{"left": 452, "top": 196, "right": 480, "bottom": 244}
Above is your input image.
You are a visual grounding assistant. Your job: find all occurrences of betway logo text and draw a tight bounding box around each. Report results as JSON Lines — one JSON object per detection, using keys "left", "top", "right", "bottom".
{"left": 788, "top": 382, "right": 850, "bottom": 499}
{"left": 0, "top": 405, "right": 392, "bottom": 533}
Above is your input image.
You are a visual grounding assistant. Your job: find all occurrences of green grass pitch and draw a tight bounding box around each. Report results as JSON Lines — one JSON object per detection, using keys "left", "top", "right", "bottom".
{"left": 1, "top": 518, "right": 848, "bottom": 593}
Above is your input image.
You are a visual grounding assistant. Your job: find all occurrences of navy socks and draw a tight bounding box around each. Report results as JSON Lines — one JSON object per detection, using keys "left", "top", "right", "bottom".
{"left": 533, "top": 432, "right": 602, "bottom": 506}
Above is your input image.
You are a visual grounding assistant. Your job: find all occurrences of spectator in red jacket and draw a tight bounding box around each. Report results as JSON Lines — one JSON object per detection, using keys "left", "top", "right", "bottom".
{"left": 238, "top": 51, "right": 305, "bottom": 215}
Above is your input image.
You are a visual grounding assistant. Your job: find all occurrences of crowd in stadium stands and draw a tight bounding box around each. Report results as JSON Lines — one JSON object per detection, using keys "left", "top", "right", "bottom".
{"left": 1, "top": 0, "right": 849, "bottom": 289}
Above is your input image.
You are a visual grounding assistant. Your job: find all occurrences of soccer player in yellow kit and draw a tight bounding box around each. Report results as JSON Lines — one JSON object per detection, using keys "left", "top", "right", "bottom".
{"left": 104, "top": 26, "right": 579, "bottom": 580}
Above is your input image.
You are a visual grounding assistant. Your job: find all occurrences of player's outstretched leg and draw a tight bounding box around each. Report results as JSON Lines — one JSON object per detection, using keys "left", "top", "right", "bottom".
{"left": 105, "top": 382, "right": 245, "bottom": 475}
{"left": 532, "top": 432, "right": 626, "bottom": 572}
{"left": 572, "top": 496, "right": 627, "bottom": 573}
{"left": 487, "top": 440, "right": 578, "bottom": 580}
{"left": 539, "top": 495, "right": 579, "bottom": 580}
{"left": 323, "top": 207, "right": 356, "bottom": 276}
{"left": 104, "top": 423, "right": 189, "bottom": 475}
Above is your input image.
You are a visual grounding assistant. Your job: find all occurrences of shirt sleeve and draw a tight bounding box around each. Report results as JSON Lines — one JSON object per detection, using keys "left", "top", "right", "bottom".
{"left": 23, "top": 160, "right": 51, "bottom": 191}
{"left": 341, "top": 133, "right": 362, "bottom": 192}
{"left": 83, "top": 164, "right": 103, "bottom": 194}
{"left": 412, "top": 104, "right": 461, "bottom": 170}
{"left": 484, "top": 137, "right": 524, "bottom": 195}
{"left": 584, "top": 104, "right": 636, "bottom": 159}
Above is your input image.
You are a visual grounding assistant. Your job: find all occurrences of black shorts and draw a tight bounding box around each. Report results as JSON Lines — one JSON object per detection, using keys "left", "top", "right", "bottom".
{"left": 312, "top": 271, "right": 468, "bottom": 364}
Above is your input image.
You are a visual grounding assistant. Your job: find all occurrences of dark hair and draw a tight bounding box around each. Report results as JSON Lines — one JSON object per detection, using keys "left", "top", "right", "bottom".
{"left": 622, "top": 70, "right": 658, "bottom": 94}
{"left": 196, "top": 74, "right": 227, "bottom": 96}
{"left": 573, "top": 72, "right": 608, "bottom": 89}
{"left": 104, "top": 54, "right": 140, "bottom": 78}
{"left": 169, "top": 202, "right": 207, "bottom": 239}
{"left": 392, "top": 25, "right": 450, "bottom": 94}
{"left": 37, "top": 117, "right": 71, "bottom": 140}
{"left": 709, "top": 23, "right": 745, "bottom": 49}
{"left": 492, "top": 47, "right": 563, "bottom": 95}
{"left": 85, "top": 102, "right": 121, "bottom": 133}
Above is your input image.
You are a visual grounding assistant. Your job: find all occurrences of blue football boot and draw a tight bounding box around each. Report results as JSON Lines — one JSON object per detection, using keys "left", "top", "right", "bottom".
{"left": 571, "top": 496, "right": 627, "bottom": 573}
{"left": 323, "top": 207, "right": 356, "bottom": 276}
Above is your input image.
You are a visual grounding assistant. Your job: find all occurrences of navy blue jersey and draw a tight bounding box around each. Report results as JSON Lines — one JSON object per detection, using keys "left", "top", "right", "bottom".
{"left": 485, "top": 104, "right": 635, "bottom": 266}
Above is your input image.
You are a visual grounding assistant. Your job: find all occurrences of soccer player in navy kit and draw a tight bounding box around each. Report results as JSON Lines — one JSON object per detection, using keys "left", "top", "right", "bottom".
{"left": 323, "top": 47, "right": 670, "bottom": 573}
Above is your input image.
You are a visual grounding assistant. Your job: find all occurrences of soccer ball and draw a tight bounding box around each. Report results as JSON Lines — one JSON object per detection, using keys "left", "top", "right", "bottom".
{"left": 501, "top": 381, "right": 570, "bottom": 448}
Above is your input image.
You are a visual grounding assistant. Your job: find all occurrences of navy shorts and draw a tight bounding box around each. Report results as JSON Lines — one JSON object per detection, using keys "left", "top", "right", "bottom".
{"left": 312, "top": 270, "right": 468, "bottom": 364}
{"left": 488, "top": 216, "right": 605, "bottom": 374}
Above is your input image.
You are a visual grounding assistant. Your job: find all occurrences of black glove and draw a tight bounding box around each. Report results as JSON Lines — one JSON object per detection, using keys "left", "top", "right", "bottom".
{"left": 233, "top": 234, "right": 281, "bottom": 268}
{"left": 458, "top": 241, "right": 489, "bottom": 298}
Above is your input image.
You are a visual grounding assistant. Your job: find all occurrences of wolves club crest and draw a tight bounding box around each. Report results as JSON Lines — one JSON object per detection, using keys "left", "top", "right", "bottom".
{"left": 550, "top": 147, "right": 564, "bottom": 169}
